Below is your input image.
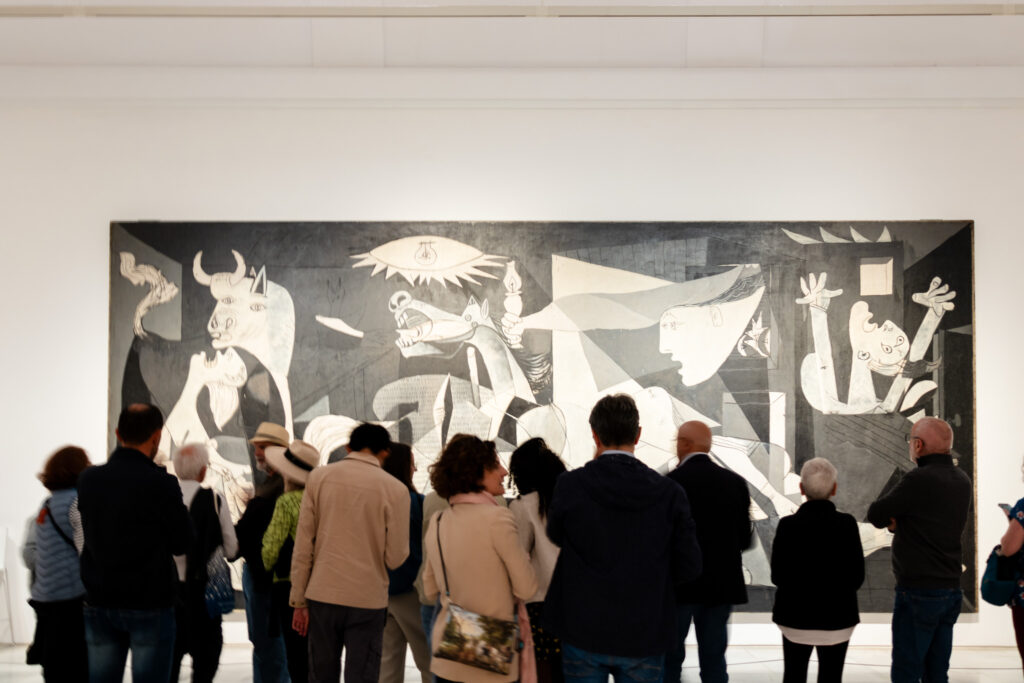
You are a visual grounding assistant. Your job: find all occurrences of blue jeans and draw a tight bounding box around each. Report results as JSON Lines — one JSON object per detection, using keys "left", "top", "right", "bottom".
{"left": 83, "top": 605, "right": 175, "bottom": 683}
{"left": 891, "top": 587, "right": 962, "bottom": 683}
{"left": 420, "top": 602, "right": 437, "bottom": 651}
{"left": 664, "top": 603, "right": 732, "bottom": 683}
{"left": 563, "top": 641, "right": 663, "bottom": 683}
{"left": 243, "top": 562, "right": 291, "bottom": 683}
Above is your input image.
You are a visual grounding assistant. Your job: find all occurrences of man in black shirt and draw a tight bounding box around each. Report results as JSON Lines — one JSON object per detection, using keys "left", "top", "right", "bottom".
{"left": 867, "top": 416, "right": 972, "bottom": 683}
{"left": 77, "top": 403, "right": 193, "bottom": 683}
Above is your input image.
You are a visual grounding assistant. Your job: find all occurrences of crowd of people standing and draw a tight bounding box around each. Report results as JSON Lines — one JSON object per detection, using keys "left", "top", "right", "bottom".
{"left": 22, "top": 395, "right": 975, "bottom": 683}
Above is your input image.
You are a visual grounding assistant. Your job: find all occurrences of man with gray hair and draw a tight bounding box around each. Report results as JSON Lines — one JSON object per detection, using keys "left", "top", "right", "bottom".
{"left": 771, "top": 458, "right": 864, "bottom": 682}
{"left": 867, "top": 417, "right": 972, "bottom": 683}
{"left": 171, "top": 443, "right": 239, "bottom": 683}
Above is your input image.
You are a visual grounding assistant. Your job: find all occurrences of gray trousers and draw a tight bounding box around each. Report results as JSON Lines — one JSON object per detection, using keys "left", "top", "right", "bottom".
{"left": 379, "top": 591, "right": 432, "bottom": 683}
{"left": 308, "top": 599, "right": 388, "bottom": 683}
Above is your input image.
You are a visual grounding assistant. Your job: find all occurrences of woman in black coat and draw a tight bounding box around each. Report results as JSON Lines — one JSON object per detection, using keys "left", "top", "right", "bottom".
{"left": 771, "top": 457, "right": 864, "bottom": 683}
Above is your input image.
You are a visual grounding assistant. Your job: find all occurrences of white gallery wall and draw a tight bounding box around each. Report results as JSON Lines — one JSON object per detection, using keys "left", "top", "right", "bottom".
{"left": 0, "top": 7, "right": 1023, "bottom": 647}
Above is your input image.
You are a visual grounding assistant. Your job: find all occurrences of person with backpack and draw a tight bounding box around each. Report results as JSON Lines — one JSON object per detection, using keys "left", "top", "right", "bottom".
{"left": 170, "top": 443, "right": 239, "bottom": 683}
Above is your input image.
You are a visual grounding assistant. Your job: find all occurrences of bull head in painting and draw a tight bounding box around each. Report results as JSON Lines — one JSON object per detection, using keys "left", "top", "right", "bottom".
{"left": 193, "top": 250, "right": 296, "bottom": 382}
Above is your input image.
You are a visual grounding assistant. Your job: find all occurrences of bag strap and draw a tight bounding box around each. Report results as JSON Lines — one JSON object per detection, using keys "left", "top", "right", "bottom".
{"left": 44, "top": 502, "right": 75, "bottom": 549}
{"left": 436, "top": 511, "right": 451, "bottom": 598}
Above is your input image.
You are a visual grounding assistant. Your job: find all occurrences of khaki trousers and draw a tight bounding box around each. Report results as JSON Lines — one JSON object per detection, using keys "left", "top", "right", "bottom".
{"left": 379, "top": 590, "right": 431, "bottom": 683}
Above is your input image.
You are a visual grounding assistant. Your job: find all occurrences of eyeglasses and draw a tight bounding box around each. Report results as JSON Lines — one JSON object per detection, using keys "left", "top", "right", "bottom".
{"left": 904, "top": 434, "right": 923, "bottom": 445}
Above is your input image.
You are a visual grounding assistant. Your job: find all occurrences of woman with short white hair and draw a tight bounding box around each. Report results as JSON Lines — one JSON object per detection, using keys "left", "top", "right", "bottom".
{"left": 170, "top": 442, "right": 240, "bottom": 683}
{"left": 771, "top": 457, "right": 864, "bottom": 683}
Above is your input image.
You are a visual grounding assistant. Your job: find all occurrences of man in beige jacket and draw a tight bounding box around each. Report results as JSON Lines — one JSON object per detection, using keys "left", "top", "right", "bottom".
{"left": 290, "top": 423, "right": 411, "bottom": 683}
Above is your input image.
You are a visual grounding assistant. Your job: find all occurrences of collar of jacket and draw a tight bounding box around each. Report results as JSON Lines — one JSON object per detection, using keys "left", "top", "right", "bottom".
{"left": 346, "top": 451, "right": 383, "bottom": 467}
{"left": 915, "top": 452, "right": 954, "bottom": 468}
{"left": 796, "top": 498, "right": 837, "bottom": 515}
{"left": 110, "top": 445, "right": 156, "bottom": 465}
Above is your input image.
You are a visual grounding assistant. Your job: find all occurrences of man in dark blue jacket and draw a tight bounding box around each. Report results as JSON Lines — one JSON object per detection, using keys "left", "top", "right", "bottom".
{"left": 77, "top": 403, "right": 193, "bottom": 683}
{"left": 665, "top": 420, "right": 753, "bottom": 683}
{"left": 543, "top": 394, "right": 702, "bottom": 683}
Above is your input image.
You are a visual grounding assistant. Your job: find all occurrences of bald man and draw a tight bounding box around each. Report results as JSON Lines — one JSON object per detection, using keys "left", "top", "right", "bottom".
{"left": 664, "top": 421, "right": 752, "bottom": 683}
{"left": 867, "top": 416, "right": 972, "bottom": 683}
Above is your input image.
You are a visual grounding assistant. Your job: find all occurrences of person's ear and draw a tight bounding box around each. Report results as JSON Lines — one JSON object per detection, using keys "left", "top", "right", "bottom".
{"left": 830, "top": 482, "right": 837, "bottom": 498}
{"left": 633, "top": 426, "right": 642, "bottom": 446}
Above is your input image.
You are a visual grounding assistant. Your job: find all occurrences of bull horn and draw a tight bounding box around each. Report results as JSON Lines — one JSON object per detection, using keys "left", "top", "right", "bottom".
{"left": 228, "top": 250, "right": 246, "bottom": 287}
{"left": 193, "top": 251, "right": 212, "bottom": 285}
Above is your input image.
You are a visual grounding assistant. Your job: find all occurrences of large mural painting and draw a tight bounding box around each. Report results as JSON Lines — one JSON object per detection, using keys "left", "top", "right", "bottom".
{"left": 108, "top": 221, "right": 975, "bottom": 612}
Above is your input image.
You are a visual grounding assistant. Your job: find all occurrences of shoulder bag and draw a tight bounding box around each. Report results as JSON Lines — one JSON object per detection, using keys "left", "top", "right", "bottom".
{"left": 203, "top": 491, "right": 235, "bottom": 618}
{"left": 432, "top": 511, "right": 519, "bottom": 675}
{"left": 981, "top": 544, "right": 1019, "bottom": 607}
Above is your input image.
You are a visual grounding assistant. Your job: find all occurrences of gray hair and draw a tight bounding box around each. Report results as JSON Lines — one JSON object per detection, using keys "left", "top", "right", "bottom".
{"left": 800, "top": 457, "right": 837, "bottom": 500}
{"left": 173, "top": 443, "right": 210, "bottom": 481}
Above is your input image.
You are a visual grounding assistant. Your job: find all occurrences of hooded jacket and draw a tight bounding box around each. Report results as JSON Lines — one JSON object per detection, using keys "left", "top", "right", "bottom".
{"left": 542, "top": 452, "right": 701, "bottom": 658}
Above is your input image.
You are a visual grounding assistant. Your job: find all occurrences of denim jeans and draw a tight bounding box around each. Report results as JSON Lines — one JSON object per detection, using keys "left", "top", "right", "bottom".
{"left": 420, "top": 602, "right": 437, "bottom": 652}
{"left": 664, "top": 603, "right": 732, "bottom": 683}
{"left": 83, "top": 605, "right": 175, "bottom": 683}
{"left": 243, "top": 563, "right": 291, "bottom": 683}
{"left": 891, "top": 587, "right": 962, "bottom": 683}
{"left": 563, "top": 641, "right": 664, "bottom": 683}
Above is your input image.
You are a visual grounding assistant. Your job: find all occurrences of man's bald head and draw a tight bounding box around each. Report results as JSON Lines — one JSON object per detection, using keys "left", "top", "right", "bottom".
{"left": 676, "top": 421, "right": 712, "bottom": 462}
{"left": 909, "top": 416, "right": 954, "bottom": 462}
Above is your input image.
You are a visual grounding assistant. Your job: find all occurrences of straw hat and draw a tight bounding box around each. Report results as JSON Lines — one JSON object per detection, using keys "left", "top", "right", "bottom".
{"left": 265, "top": 440, "right": 320, "bottom": 485}
{"left": 249, "top": 422, "right": 290, "bottom": 448}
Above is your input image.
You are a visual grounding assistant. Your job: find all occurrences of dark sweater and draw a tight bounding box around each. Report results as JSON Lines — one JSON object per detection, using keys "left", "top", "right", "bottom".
{"left": 668, "top": 453, "right": 753, "bottom": 606}
{"left": 388, "top": 490, "right": 424, "bottom": 596}
{"left": 78, "top": 447, "right": 193, "bottom": 609}
{"left": 235, "top": 474, "right": 284, "bottom": 591}
{"left": 771, "top": 499, "right": 864, "bottom": 630}
{"left": 866, "top": 452, "right": 973, "bottom": 589}
{"left": 543, "top": 452, "right": 702, "bottom": 658}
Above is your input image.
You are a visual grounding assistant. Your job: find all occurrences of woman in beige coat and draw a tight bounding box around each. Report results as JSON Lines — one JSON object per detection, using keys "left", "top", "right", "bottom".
{"left": 423, "top": 434, "right": 538, "bottom": 683}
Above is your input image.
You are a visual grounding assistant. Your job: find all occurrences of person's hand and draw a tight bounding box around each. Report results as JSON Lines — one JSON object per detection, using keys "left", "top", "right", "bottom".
{"left": 796, "top": 273, "right": 843, "bottom": 310}
{"left": 887, "top": 518, "right": 897, "bottom": 532}
{"left": 911, "top": 277, "right": 956, "bottom": 316}
{"left": 292, "top": 607, "right": 309, "bottom": 636}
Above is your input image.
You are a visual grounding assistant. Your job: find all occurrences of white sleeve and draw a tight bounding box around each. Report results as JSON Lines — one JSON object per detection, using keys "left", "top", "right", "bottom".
{"left": 217, "top": 492, "right": 239, "bottom": 561}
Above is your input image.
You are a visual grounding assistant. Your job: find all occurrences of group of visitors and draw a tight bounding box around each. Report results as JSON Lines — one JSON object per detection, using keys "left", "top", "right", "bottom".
{"left": 22, "top": 395, "right": 976, "bottom": 683}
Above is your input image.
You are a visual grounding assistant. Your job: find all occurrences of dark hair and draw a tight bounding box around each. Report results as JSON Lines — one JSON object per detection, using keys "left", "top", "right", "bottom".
{"left": 588, "top": 394, "right": 640, "bottom": 448}
{"left": 509, "top": 438, "right": 566, "bottom": 519}
{"left": 383, "top": 442, "right": 417, "bottom": 493}
{"left": 348, "top": 423, "right": 392, "bottom": 455}
{"left": 429, "top": 434, "right": 499, "bottom": 499}
{"left": 39, "top": 446, "right": 91, "bottom": 491}
{"left": 117, "top": 403, "right": 165, "bottom": 446}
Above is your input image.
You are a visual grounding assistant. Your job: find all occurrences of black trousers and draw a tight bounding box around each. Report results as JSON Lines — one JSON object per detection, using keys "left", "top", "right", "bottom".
{"left": 307, "top": 599, "right": 387, "bottom": 683}
{"left": 170, "top": 583, "right": 223, "bottom": 683}
{"left": 30, "top": 598, "right": 88, "bottom": 683}
{"left": 273, "top": 581, "right": 309, "bottom": 683}
{"left": 782, "top": 636, "right": 850, "bottom": 683}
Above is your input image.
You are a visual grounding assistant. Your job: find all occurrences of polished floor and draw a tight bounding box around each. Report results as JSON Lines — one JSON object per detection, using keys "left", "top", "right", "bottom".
{"left": 0, "top": 644, "right": 1020, "bottom": 682}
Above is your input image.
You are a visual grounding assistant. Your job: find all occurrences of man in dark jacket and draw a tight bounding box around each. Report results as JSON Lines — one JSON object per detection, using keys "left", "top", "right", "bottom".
{"left": 867, "top": 416, "right": 972, "bottom": 683}
{"left": 235, "top": 421, "right": 290, "bottom": 683}
{"left": 665, "top": 420, "right": 753, "bottom": 683}
{"left": 544, "top": 394, "right": 701, "bottom": 683}
{"left": 77, "top": 403, "right": 194, "bottom": 683}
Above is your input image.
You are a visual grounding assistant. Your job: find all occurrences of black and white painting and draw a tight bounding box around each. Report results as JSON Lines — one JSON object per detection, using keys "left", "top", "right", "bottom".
{"left": 109, "top": 221, "right": 975, "bottom": 612}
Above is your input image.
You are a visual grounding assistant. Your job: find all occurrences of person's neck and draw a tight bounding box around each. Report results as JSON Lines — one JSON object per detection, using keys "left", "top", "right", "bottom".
{"left": 598, "top": 445, "right": 635, "bottom": 456}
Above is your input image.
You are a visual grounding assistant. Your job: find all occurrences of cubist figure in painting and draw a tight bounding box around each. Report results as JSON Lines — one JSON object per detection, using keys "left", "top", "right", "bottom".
{"left": 796, "top": 272, "right": 955, "bottom": 415}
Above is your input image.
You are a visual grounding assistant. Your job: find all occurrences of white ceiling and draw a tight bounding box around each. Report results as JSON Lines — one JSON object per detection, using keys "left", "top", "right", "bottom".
{"left": 0, "top": 2, "right": 1022, "bottom": 68}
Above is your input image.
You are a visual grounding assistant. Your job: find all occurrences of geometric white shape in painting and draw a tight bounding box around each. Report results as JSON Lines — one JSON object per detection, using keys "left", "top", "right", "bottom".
{"left": 860, "top": 257, "right": 893, "bottom": 296}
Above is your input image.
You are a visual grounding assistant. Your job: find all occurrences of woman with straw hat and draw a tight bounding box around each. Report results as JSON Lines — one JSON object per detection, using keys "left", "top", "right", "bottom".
{"left": 262, "top": 440, "right": 319, "bottom": 683}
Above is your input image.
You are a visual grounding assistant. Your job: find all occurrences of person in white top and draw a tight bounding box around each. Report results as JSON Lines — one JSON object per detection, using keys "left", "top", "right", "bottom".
{"left": 171, "top": 443, "right": 239, "bottom": 683}
{"left": 508, "top": 437, "right": 568, "bottom": 683}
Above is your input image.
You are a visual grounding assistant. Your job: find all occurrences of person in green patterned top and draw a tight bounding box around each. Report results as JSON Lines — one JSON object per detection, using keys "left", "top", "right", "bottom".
{"left": 262, "top": 439, "right": 319, "bottom": 683}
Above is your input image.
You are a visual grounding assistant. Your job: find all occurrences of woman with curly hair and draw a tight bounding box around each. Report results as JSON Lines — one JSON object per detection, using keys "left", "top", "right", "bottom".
{"left": 24, "top": 445, "right": 92, "bottom": 682}
{"left": 508, "top": 438, "right": 567, "bottom": 683}
{"left": 423, "top": 434, "right": 538, "bottom": 683}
